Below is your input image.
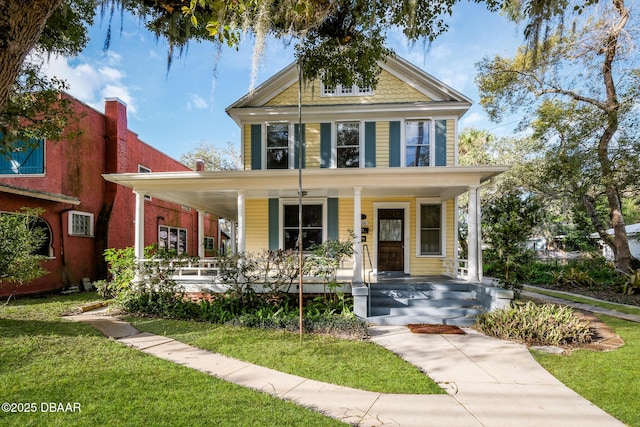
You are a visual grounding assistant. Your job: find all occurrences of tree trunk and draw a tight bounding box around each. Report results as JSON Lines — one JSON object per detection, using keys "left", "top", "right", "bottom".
{"left": 593, "top": 0, "right": 633, "bottom": 272}
{"left": 0, "top": 0, "right": 62, "bottom": 115}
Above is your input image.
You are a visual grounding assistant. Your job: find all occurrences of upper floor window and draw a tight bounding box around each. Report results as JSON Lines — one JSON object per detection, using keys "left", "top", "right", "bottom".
{"left": 266, "top": 123, "right": 290, "bottom": 169}
{"left": 321, "top": 82, "right": 372, "bottom": 97}
{"left": 405, "top": 120, "right": 431, "bottom": 167}
{"left": 336, "top": 122, "right": 360, "bottom": 168}
{"left": 0, "top": 139, "right": 45, "bottom": 175}
{"left": 69, "top": 211, "right": 94, "bottom": 237}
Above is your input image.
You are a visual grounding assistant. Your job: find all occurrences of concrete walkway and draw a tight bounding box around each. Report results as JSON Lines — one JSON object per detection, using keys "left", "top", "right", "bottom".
{"left": 523, "top": 285, "right": 640, "bottom": 323}
{"left": 66, "top": 308, "right": 626, "bottom": 427}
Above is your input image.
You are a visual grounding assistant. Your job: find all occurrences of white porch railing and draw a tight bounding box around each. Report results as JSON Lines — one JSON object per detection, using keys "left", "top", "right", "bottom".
{"left": 138, "top": 258, "right": 221, "bottom": 279}
{"left": 442, "top": 258, "right": 469, "bottom": 279}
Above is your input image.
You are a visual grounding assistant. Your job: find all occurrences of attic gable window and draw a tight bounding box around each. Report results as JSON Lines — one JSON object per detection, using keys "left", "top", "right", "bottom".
{"left": 321, "top": 82, "right": 372, "bottom": 97}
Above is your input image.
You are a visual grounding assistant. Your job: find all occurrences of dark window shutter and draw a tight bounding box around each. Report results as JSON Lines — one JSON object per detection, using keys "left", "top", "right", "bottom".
{"left": 294, "top": 124, "right": 306, "bottom": 169}
{"left": 251, "top": 124, "right": 262, "bottom": 170}
{"left": 435, "top": 120, "right": 447, "bottom": 166}
{"left": 364, "top": 122, "right": 376, "bottom": 168}
{"left": 389, "top": 121, "right": 401, "bottom": 167}
{"left": 327, "top": 198, "right": 339, "bottom": 240}
{"left": 268, "top": 198, "right": 279, "bottom": 250}
{"left": 320, "top": 123, "right": 331, "bottom": 168}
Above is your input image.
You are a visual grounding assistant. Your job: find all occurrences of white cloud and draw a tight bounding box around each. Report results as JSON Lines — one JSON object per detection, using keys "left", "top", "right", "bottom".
{"left": 104, "top": 51, "right": 122, "bottom": 66}
{"left": 102, "top": 84, "right": 136, "bottom": 113}
{"left": 460, "top": 111, "right": 484, "bottom": 128}
{"left": 42, "top": 53, "right": 136, "bottom": 114}
{"left": 186, "top": 93, "right": 209, "bottom": 110}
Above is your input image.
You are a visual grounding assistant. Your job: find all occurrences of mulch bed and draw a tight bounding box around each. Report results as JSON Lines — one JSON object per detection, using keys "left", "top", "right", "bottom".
{"left": 407, "top": 324, "right": 466, "bottom": 334}
{"left": 573, "top": 310, "right": 625, "bottom": 352}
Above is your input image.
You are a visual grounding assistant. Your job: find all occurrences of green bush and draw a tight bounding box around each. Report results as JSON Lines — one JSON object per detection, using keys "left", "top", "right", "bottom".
{"left": 519, "top": 257, "right": 624, "bottom": 291}
{"left": 475, "top": 301, "right": 594, "bottom": 346}
{"left": 0, "top": 208, "right": 48, "bottom": 286}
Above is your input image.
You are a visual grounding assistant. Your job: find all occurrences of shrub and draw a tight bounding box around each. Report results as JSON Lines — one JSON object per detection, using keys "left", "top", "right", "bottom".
{"left": 475, "top": 301, "right": 594, "bottom": 346}
{"left": 0, "top": 208, "right": 48, "bottom": 286}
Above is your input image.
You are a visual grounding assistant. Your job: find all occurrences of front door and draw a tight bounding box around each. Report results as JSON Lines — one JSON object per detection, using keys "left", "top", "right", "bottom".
{"left": 378, "top": 209, "right": 404, "bottom": 272}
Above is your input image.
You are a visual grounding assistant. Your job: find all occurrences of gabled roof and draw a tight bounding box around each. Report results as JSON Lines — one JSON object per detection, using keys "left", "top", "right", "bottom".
{"left": 226, "top": 55, "right": 472, "bottom": 120}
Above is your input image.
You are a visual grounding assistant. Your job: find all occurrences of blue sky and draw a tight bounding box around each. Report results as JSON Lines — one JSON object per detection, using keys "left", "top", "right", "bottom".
{"left": 43, "top": 2, "right": 524, "bottom": 162}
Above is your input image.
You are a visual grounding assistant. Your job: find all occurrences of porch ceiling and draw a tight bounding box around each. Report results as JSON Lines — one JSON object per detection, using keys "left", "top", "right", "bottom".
{"left": 103, "top": 166, "right": 508, "bottom": 220}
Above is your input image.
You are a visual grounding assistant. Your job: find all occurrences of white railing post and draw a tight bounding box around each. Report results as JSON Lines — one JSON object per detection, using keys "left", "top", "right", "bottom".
{"left": 468, "top": 185, "right": 479, "bottom": 283}
{"left": 353, "top": 187, "right": 363, "bottom": 284}
{"left": 237, "top": 191, "right": 245, "bottom": 254}
{"left": 197, "top": 210, "right": 205, "bottom": 258}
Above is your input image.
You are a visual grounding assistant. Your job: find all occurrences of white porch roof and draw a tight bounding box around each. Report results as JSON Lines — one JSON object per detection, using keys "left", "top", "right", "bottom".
{"left": 103, "top": 166, "right": 508, "bottom": 220}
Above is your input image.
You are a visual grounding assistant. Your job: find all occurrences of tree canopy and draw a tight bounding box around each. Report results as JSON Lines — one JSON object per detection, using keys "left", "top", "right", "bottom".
{"left": 113, "top": 0, "right": 502, "bottom": 90}
{"left": 180, "top": 141, "right": 240, "bottom": 171}
{"left": 0, "top": 0, "right": 95, "bottom": 156}
{"left": 476, "top": 0, "right": 640, "bottom": 271}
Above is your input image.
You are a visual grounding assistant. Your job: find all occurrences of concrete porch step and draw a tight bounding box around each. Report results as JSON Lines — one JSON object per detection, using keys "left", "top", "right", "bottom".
{"left": 367, "top": 314, "right": 478, "bottom": 327}
{"left": 367, "top": 279, "right": 485, "bottom": 326}
{"left": 370, "top": 290, "right": 477, "bottom": 302}
{"left": 370, "top": 305, "right": 482, "bottom": 319}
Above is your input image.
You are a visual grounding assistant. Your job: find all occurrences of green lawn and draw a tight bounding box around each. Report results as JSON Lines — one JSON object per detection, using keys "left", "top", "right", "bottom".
{"left": 127, "top": 316, "right": 444, "bottom": 394}
{"left": 532, "top": 315, "right": 640, "bottom": 427}
{"left": 524, "top": 286, "right": 640, "bottom": 317}
{"left": 0, "top": 293, "right": 343, "bottom": 427}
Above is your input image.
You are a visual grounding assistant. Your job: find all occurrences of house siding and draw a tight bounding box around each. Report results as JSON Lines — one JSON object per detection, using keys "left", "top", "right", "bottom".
{"left": 243, "top": 124, "right": 252, "bottom": 170}
{"left": 243, "top": 195, "right": 453, "bottom": 276}
{"left": 376, "top": 121, "right": 390, "bottom": 168}
{"left": 305, "top": 123, "right": 321, "bottom": 168}
{"left": 241, "top": 118, "right": 454, "bottom": 170}
{"left": 265, "top": 69, "right": 431, "bottom": 107}
{"left": 245, "top": 198, "right": 269, "bottom": 253}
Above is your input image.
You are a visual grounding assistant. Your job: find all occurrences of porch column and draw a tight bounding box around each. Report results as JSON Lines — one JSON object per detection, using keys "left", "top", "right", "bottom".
{"left": 134, "top": 190, "right": 145, "bottom": 260}
{"left": 237, "top": 191, "right": 245, "bottom": 253}
{"left": 197, "top": 210, "right": 205, "bottom": 258}
{"left": 476, "top": 190, "right": 483, "bottom": 283}
{"left": 353, "top": 187, "right": 363, "bottom": 284}
{"left": 467, "top": 185, "right": 480, "bottom": 283}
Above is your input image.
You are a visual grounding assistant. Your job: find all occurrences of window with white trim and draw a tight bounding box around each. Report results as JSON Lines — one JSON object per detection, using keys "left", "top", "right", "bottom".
{"left": 405, "top": 120, "right": 432, "bottom": 167}
{"left": 204, "top": 236, "right": 215, "bottom": 251}
{"left": 417, "top": 203, "right": 444, "bottom": 256}
{"left": 68, "top": 211, "right": 94, "bottom": 237}
{"left": 266, "top": 123, "right": 290, "bottom": 169}
{"left": 321, "top": 82, "right": 372, "bottom": 97}
{"left": 282, "top": 202, "right": 325, "bottom": 251}
{"left": 336, "top": 122, "right": 360, "bottom": 168}
{"left": 138, "top": 165, "right": 152, "bottom": 201}
{"left": 158, "top": 225, "right": 187, "bottom": 254}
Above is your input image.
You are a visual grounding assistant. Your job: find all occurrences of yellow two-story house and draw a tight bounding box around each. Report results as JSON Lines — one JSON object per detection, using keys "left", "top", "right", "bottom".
{"left": 104, "top": 56, "right": 510, "bottom": 322}
{"left": 225, "top": 55, "right": 505, "bottom": 282}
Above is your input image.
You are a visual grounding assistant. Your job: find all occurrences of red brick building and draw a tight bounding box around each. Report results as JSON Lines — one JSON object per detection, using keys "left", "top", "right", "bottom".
{"left": 0, "top": 95, "right": 220, "bottom": 296}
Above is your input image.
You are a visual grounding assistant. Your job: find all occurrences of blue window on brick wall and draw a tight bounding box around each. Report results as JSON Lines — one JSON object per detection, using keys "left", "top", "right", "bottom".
{"left": 0, "top": 139, "right": 45, "bottom": 175}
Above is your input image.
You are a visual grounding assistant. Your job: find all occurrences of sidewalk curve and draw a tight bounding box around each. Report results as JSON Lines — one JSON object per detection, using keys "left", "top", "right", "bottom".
{"left": 67, "top": 309, "right": 626, "bottom": 427}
